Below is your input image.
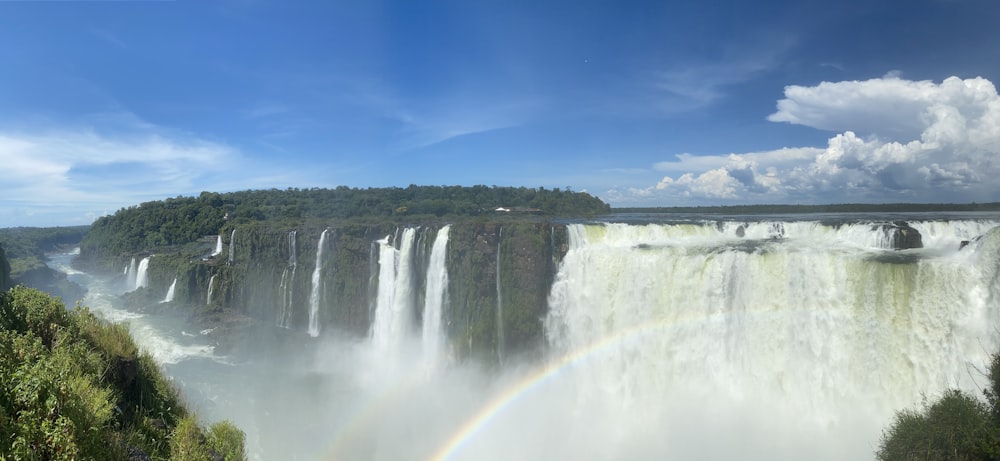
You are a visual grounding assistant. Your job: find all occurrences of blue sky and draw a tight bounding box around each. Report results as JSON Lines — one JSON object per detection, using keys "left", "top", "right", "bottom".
{"left": 2, "top": 0, "right": 1000, "bottom": 226}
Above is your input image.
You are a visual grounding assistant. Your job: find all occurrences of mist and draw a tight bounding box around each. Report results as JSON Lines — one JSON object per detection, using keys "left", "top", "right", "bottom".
{"left": 51, "top": 215, "right": 1000, "bottom": 461}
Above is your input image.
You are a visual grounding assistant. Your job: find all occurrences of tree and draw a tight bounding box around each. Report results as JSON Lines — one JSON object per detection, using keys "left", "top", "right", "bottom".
{"left": 877, "top": 353, "right": 1000, "bottom": 460}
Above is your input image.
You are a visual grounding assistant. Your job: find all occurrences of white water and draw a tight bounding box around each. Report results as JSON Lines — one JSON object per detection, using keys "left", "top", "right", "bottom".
{"left": 125, "top": 257, "right": 137, "bottom": 289}
{"left": 372, "top": 228, "right": 418, "bottom": 353}
{"left": 206, "top": 274, "right": 216, "bottom": 305}
{"left": 531, "top": 221, "right": 1000, "bottom": 460}
{"left": 228, "top": 228, "right": 237, "bottom": 265}
{"left": 161, "top": 277, "right": 176, "bottom": 303}
{"left": 47, "top": 251, "right": 215, "bottom": 365}
{"left": 135, "top": 256, "right": 151, "bottom": 290}
{"left": 495, "top": 226, "right": 505, "bottom": 367}
{"left": 278, "top": 230, "right": 297, "bottom": 328}
{"left": 212, "top": 235, "right": 223, "bottom": 257}
{"left": 422, "top": 225, "right": 451, "bottom": 367}
{"left": 41, "top": 217, "right": 1000, "bottom": 461}
{"left": 308, "top": 229, "right": 328, "bottom": 337}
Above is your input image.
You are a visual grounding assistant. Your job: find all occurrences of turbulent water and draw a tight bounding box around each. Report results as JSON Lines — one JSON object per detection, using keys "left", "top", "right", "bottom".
{"left": 46, "top": 213, "right": 1000, "bottom": 461}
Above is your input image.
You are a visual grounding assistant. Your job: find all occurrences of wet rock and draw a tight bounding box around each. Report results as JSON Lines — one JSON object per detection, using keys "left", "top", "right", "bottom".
{"left": 878, "top": 221, "right": 924, "bottom": 250}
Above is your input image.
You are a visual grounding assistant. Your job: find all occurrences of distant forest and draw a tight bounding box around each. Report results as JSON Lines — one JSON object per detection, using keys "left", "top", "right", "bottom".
{"left": 81, "top": 185, "right": 610, "bottom": 257}
{"left": 0, "top": 226, "right": 90, "bottom": 278}
{"left": 614, "top": 202, "right": 1000, "bottom": 214}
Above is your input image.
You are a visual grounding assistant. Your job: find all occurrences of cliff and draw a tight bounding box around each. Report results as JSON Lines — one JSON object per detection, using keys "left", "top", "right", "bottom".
{"left": 99, "top": 220, "right": 567, "bottom": 366}
{"left": 76, "top": 186, "right": 606, "bottom": 365}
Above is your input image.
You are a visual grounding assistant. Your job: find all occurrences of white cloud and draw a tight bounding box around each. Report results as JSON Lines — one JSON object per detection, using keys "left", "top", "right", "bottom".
{"left": 612, "top": 75, "right": 1000, "bottom": 205}
{"left": 0, "top": 117, "right": 242, "bottom": 226}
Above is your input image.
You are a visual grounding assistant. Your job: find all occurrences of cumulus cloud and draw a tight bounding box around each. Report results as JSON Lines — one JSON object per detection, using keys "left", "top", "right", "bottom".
{"left": 614, "top": 75, "right": 1000, "bottom": 205}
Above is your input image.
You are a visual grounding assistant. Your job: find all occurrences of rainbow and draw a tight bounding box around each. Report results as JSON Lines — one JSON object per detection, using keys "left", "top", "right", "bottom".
{"left": 426, "top": 318, "right": 673, "bottom": 461}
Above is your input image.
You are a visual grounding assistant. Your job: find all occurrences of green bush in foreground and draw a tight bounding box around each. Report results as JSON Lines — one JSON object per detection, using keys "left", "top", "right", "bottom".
{"left": 877, "top": 354, "right": 1000, "bottom": 460}
{"left": 0, "top": 286, "right": 246, "bottom": 460}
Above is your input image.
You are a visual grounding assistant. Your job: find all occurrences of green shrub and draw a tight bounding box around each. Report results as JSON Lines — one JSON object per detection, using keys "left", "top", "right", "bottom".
{"left": 877, "top": 351, "right": 1000, "bottom": 461}
{"left": 208, "top": 420, "right": 247, "bottom": 461}
{"left": 0, "top": 286, "right": 246, "bottom": 461}
{"left": 170, "top": 416, "right": 212, "bottom": 461}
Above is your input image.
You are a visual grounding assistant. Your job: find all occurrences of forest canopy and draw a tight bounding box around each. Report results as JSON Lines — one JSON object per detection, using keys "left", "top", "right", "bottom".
{"left": 81, "top": 185, "right": 610, "bottom": 258}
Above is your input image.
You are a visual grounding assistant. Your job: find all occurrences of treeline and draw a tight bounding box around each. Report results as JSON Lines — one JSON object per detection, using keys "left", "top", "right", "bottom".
{"left": 81, "top": 185, "right": 610, "bottom": 259}
{"left": 0, "top": 286, "right": 245, "bottom": 460}
{"left": 615, "top": 202, "right": 1000, "bottom": 215}
{"left": 0, "top": 226, "right": 89, "bottom": 278}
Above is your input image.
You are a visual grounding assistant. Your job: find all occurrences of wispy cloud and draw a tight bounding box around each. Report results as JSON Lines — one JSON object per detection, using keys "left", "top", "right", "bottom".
{"left": 390, "top": 100, "right": 531, "bottom": 150}
{"left": 88, "top": 26, "right": 128, "bottom": 50}
{"left": 0, "top": 113, "right": 250, "bottom": 226}
{"left": 644, "top": 34, "right": 797, "bottom": 113}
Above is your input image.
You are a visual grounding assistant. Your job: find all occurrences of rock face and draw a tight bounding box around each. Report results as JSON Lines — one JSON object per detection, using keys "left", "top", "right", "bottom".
{"left": 880, "top": 221, "right": 924, "bottom": 250}
{"left": 109, "top": 221, "right": 568, "bottom": 366}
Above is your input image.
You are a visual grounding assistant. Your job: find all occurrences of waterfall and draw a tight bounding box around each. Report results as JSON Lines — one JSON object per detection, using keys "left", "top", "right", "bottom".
{"left": 542, "top": 221, "right": 1000, "bottom": 459}
{"left": 278, "top": 230, "right": 297, "bottom": 328}
{"left": 125, "top": 257, "right": 137, "bottom": 289}
{"left": 212, "top": 235, "right": 223, "bottom": 257}
{"left": 135, "top": 256, "right": 151, "bottom": 290}
{"left": 372, "top": 228, "right": 418, "bottom": 352}
{"left": 160, "top": 278, "right": 177, "bottom": 303}
{"left": 308, "top": 229, "right": 329, "bottom": 337}
{"left": 228, "top": 228, "right": 237, "bottom": 265}
{"left": 495, "top": 226, "right": 505, "bottom": 366}
{"left": 422, "top": 225, "right": 451, "bottom": 366}
{"left": 206, "top": 274, "right": 216, "bottom": 305}
{"left": 367, "top": 240, "right": 380, "bottom": 326}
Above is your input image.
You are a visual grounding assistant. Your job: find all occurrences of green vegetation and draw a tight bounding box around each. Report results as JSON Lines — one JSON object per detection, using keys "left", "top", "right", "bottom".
{"left": 0, "top": 286, "right": 246, "bottom": 460}
{"left": 877, "top": 353, "right": 1000, "bottom": 460}
{"left": 80, "top": 186, "right": 609, "bottom": 264}
{"left": 0, "top": 244, "right": 10, "bottom": 292}
{"left": 0, "top": 226, "right": 89, "bottom": 279}
{"left": 0, "top": 226, "right": 89, "bottom": 302}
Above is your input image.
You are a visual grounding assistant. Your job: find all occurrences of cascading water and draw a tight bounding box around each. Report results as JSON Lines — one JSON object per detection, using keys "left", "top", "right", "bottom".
{"left": 228, "top": 229, "right": 237, "bottom": 265}
{"left": 308, "top": 229, "right": 329, "bottom": 337}
{"left": 212, "top": 235, "right": 223, "bottom": 257}
{"left": 135, "top": 256, "right": 151, "bottom": 290}
{"left": 206, "top": 274, "right": 216, "bottom": 306}
{"left": 161, "top": 277, "right": 177, "bottom": 303}
{"left": 371, "top": 228, "right": 417, "bottom": 352}
{"left": 125, "top": 257, "right": 137, "bottom": 290}
{"left": 278, "top": 230, "right": 297, "bottom": 328}
{"left": 495, "top": 226, "right": 505, "bottom": 366}
{"left": 367, "top": 240, "right": 380, "bottom": 326}
{"left": 422, "top": 225, "right": 451, "bottom": 367}
{"left": 536, "top": 220, "right": 1000, "bottom": 459}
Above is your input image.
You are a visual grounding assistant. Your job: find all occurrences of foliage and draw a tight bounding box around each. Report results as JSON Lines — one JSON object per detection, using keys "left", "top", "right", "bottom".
{"left": 0, "top": 244, "right": 10, "bottom": 292}
{"left": 0, "top": 226, "right": 89, "bottom": 279}
{"left": 79, "top": 186, "right": 609, "bottom": 264}
{"left": 877, "top": 353, "right": 1000, "bottom": 460}
{"left": 207, "top": 421, "right": 247, "bottom": 461}
{"left": 169, "top": 417, "right": 247, "bottom": 461}
{"left": 0, "top": 286, "right": 245, "bottom": 460}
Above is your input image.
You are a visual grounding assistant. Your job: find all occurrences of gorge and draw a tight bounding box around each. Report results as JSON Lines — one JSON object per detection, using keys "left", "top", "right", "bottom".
{"left": 13, "top": 188, "right": 983, "bottom": 459}
{"left": 63, "top": 199, "right": 1000, "bottom": 459}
